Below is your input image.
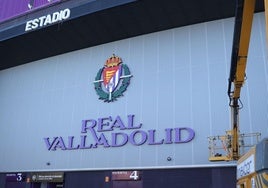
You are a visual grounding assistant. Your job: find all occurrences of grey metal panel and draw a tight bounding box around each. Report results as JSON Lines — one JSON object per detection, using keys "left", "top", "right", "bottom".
{"left": 0, "top": 13, "right": 268, "bottom": 172}
{"left": 255, "top": 138, "right": 268, "bottom": 171}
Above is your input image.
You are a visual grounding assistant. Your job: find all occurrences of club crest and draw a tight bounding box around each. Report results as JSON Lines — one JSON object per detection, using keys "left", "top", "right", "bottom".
{"left": 94, "top": 55, "right": 132, "bottom": 102}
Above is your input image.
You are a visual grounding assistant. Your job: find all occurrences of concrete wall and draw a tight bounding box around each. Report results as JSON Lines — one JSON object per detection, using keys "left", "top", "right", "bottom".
{"left": 0, "top": 12, "right": 267, "bottom": 172}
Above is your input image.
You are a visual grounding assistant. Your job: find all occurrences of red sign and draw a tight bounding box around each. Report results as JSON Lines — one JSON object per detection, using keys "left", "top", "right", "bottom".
{"left": 112, "top": 171, "right": 141, "bottom": 181}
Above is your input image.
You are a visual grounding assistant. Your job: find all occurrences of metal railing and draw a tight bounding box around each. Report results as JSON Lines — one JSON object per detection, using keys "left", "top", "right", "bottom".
{"left": 208, "top": 132, "right": 261, "bottom": 161}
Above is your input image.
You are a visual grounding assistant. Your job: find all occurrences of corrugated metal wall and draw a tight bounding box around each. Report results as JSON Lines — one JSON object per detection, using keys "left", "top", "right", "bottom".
{"left": 0, "top": 12, "right": 267, "bottom": 172}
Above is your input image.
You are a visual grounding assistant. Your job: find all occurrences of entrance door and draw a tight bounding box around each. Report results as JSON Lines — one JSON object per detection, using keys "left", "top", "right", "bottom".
{"left": 112, "top": 181, "right": 142, "bottom": 188}
{"left": 5, "top": 182, "right": 26, "bottom": 188}
{"left": 40, "top": 182, "right": 47, "bottom": 188}
{"left": 30, "top": 182, "right": 62, "bottom": 188}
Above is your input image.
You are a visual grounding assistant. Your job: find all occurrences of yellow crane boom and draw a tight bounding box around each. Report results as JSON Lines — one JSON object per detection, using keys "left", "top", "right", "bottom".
{"left": 227, "top": 0, "right": 256, "bottom": 161}
{"left": 208, "top": 0, "right": 263, "bottom": 161}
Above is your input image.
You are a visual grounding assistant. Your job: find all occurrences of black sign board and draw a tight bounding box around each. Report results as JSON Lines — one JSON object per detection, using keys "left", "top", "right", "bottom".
{"left": 30, "top": 172, "right": 64, "bottom": 182}
{"left": 6, "top": 173, "right": 26, "bottom": 182}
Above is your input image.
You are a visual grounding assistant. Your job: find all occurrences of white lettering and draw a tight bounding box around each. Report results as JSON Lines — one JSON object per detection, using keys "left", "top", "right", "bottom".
{"left": 52, "top": 12, "right": 60, "bottom": 22}
{"left": 31, "top": 19, "right": 39, "bottom": 29}
{"left": 25, "top": 8, "right": 71, "bottom": 32}
{"left": 44, "top": 14, "right": 52, "bottom": 26}
{"left": 39, "top": 16, "right": 47, "bottom": 27}
{"left": 61, "top": 9, "right": 70, "bottom": 19}
{"left": 25, "top": 21, "right": 32, "bottom": 31}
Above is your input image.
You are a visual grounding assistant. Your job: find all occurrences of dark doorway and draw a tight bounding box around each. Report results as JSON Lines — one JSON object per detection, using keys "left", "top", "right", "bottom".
{"left": 5, "top": 182, "right": 26, "bottom": 188}
{"left": 113, "top": 180, "right": 142, "bottom": 188}
{"left": 30, "top": 182, "right": 63, "bottom": 188}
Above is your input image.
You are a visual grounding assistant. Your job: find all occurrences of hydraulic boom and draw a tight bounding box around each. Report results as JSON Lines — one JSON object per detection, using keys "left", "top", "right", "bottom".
{"left": 208, "top": 0, "right": 261, "bottom": 161}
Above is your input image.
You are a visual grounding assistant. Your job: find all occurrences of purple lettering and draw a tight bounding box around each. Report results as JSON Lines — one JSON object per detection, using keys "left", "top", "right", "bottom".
{"left": 111, "top": 132, "right": 128, "bottom": 147}
{"left": 93, "top": 133, "right": 110, "bottom": 148}
{"left": 79, "top": 135, "right": 93, "bottom": 149}
{"left": 110, "top": 115, "right": 126, "bottom": 130}
{"left": 127, "top": 114, "right": 142, "bottom": 129}
{"left": 67, "top": 136, "right": 79, "bottom": 150}
{"left": 129, "top": 130, "right": 147, "bottom": 146}
{"left": 44, "top": 137, "right": 58, "bottom": 150}
{"left": 86, "top": 124, "right": 107, "bottom": 148}
{"left": 164, "top": 128, "right": 173, "bottom": 144}
{"left": 45, "top": 115, "right": 196, "bottom": 151}
{"left": 81, "top": 119, "right": 97, "bottom": 133}
{"left": 174, "top": 127, "right": 195, "bottom": 143}
{"left": 52, "top": 137, "right": 67, "bottom": 150}
{"left": 148, "top": 129, "right": 164, "bottom": 145}
{"left": 97, "top": 116, "right": 113, "bottom": 132}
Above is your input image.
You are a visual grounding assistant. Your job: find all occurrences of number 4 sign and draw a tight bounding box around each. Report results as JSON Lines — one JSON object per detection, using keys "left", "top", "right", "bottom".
{"left": 129, "top": 171, "right": 139, "bottom": 180}
{"left": 112, "top": 171, "right": 141, "bottom": 181}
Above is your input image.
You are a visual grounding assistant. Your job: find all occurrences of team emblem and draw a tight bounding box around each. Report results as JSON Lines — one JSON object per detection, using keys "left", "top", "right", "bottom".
{"left": 94, "top": 55, "right": 132, "bottom": 102}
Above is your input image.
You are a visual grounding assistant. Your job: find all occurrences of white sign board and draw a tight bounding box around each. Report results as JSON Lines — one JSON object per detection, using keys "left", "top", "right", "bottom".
{"left": 237, "top": 154, "right": 255, "bottom": 179}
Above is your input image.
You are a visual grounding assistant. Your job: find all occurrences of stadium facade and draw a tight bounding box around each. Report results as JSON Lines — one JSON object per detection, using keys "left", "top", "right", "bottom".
{"left": 0, "top": 0, "right": 267, "bottom": 187}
